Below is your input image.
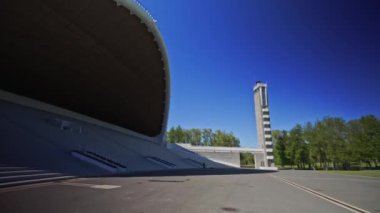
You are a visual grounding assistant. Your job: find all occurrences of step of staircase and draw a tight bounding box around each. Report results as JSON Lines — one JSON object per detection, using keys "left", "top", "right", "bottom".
{"left": 0, "top": 166, "right": 75, "bottom": 188}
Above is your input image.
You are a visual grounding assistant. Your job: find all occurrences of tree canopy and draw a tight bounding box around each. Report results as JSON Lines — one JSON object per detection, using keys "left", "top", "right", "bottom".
{"left": 167, "top": 126, "right": 240, "bottom": 147}
{"left": 273, "top": 115, "right": 380, "bottom": 170}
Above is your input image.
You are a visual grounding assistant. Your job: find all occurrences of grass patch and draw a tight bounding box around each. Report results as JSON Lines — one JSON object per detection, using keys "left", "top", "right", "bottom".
{"left": 322, "top": 170, "right": 380, "bottom": 178}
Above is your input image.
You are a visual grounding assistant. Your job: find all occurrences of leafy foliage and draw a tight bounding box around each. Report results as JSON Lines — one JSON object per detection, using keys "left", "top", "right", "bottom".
{"left": 240, "top": 153, "right": 255, "bottom": 166}
{"left": 273, "top": 130, "right": 288, "bottom": 167}
{"left": 273, "top": 115, "right": 380, "bottom": 170}
{"left": 167, "top": 126, "right": 240, "bottom": 147}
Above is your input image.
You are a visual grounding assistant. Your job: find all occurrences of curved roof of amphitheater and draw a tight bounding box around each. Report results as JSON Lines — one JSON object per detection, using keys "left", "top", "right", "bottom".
{"left": 0, "top": 0, "right": 170, "bottom": 138}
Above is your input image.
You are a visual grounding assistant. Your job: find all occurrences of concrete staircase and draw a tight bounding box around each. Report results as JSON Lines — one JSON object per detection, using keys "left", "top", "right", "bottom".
{"left": 0, "top": 166, "right": 75, "bottom": 188}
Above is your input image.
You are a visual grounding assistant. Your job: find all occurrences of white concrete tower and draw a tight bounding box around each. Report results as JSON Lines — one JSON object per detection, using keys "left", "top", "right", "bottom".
{"left": 253, "top": 81, "right": 275, "bottom": 168}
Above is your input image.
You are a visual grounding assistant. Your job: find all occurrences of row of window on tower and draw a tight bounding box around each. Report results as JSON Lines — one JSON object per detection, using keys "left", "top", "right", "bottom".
{"left": 260, "top": 87, "right": 268, "bottom": 107}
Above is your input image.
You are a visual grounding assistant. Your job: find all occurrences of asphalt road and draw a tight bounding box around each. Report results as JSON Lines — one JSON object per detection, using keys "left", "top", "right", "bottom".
{"left": 0, "top": 169, "right": 378, "bottom": 213}
{"left": 275, "top": 170, "right": 380, "bottom": 212}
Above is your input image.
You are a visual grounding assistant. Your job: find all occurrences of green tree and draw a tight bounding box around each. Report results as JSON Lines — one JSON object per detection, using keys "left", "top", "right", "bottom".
{"left": 305, "top": 117, "right": 349, "bottom": 170}
{"left": 167, "top": 127, "right": 240, "bottom": 147}
{"left": 287, "top": 124, "right": 309, "bottom": 169}
{"left": 323, "top": 117, "right": 347, "bottom": 169}
{"left": 189, "top": 128, "right": 202, "bottom": 145}
{"left": 309, "top": 120, "right": 329, "bottom": 169}
{"left": 183, "top": 129, "right": 191, "bottom": 144}
{"left": 166, "top": 127, "right": 175, "bottom": 143}
{"left": 240, "top": 153, "right": 255, "bottom": 166}
{"left": 348, "top": 115, "right": 380, "bottom": 168}
{"left": 303, "top": 122, "right": 316, "bottom": 168}
{"left": 212, "top": 130, "right": 240, "bottom": 147}
{"left": 202, "top": 128, "right": 214, "bottom": 146}
{"left": 167, "top": 125, "right": 185, "bottom": 143}
{"left": 273, "top": 130, "right": 289, "bottom": 167}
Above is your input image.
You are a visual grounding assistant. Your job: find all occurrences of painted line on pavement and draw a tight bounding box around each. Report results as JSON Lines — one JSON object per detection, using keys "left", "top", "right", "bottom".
{"left": 91, "top": 185, "right": 121, "bottom": 189}
{"left": 270, "top": 175, "right": 370, "bottom": 213}
{"left": 58, "top": 182, "right": 121, "bottom": 189}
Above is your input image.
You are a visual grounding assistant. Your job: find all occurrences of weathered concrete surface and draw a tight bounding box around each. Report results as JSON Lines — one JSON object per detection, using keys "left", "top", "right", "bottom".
{"left": 0, "top": 100, "right": 195, "bottom": 176}
{"left": 0, "top": 169, "right": 361, "bottom": 213}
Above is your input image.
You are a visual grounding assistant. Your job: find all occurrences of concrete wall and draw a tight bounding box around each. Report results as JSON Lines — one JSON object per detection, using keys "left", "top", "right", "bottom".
{"left": 254, "top": 86, "right": 267, "bottom": 167}
{"left": 196, "top": 152, "right": 241, "bottom": 168}
{"left": 166, "top": 143, "right": 231, "bottom": 168}
{"left": 254, "top": 87, "right": 265, "bottom": 149}
{"left": 172, "top": 143, "right": 267, "bottom": 169}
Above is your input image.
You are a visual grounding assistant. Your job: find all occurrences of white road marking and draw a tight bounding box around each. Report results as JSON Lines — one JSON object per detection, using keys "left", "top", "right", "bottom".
{"left": 58, "top": 182, "right": 121, "bottom": 189}
{"left": 90, "top": 185, "right": 121, "bottom": 189}
{"left": 271, "top": 175, "right": 370, "bottom": 213}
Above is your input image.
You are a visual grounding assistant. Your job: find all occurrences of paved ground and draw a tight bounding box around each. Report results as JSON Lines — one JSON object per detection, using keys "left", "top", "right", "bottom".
{"left": 276, "top": 170, "right": 380, "bottom": 212}
{"left": 0, "top": 169, "right": 378, "bottom": 213}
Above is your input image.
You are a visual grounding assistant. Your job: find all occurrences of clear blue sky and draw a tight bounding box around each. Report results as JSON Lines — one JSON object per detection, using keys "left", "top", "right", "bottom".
{"left": 139, "top": 0, "right": 380, "bottom": 147}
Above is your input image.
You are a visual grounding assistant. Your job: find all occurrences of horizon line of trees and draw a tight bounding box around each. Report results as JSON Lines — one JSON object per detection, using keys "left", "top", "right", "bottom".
{"left": 273, "top": 115, "right": 380, "bottom": 170}
{"left": 166, "top": 126, "right": 240, "bottom": 147}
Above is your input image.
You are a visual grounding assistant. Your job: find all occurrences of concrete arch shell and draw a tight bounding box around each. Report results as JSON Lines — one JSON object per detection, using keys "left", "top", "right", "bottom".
{"left": 0, "top": 0, "right": 170, "bottom": 141}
